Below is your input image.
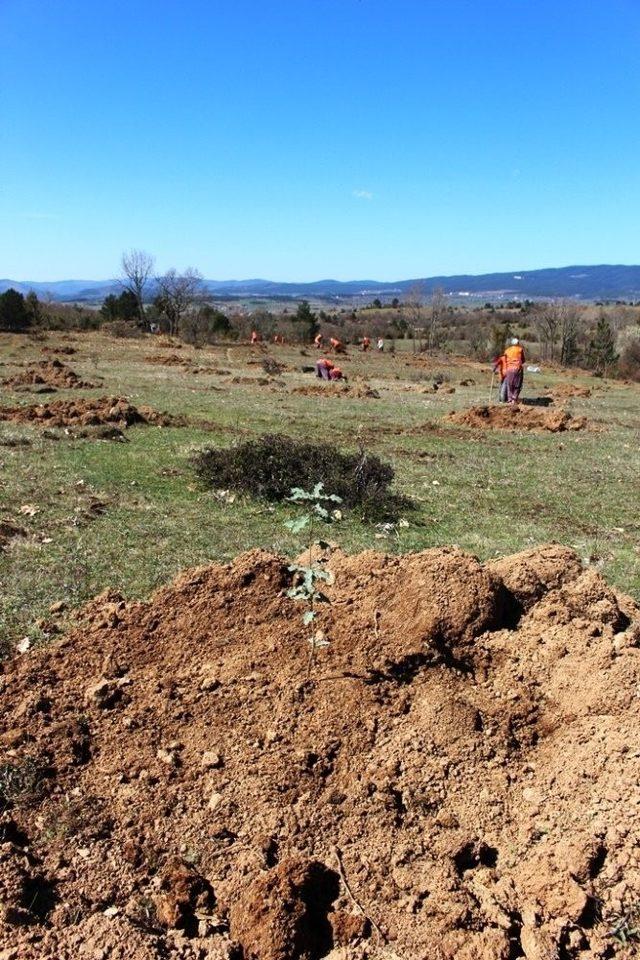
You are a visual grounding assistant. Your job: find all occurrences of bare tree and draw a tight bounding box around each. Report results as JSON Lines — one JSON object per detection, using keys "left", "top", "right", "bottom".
{"left": 402, "top": 282, "right": 425, "bottom": 353}
{"left": 155, "top": 268, "right": 203, "bottom": 336}
{"left": 533, "top": 301, "right": 561, "bottom": 361}
{"left": 428, "top": 286, "right": 446, "bottom": 353}
{"left": 558, "top": 300, "right": 581, "bottom": 366}
{"left": 121, "top": 249, "right": 155, "bottom": 326}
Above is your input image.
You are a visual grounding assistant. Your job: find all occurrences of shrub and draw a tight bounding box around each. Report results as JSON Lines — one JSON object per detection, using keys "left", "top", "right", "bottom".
{"left": 0, "top": 758, "right": 44, "bottom": 807}
{"left": 192, "top": 434, "right": 407, "bottom": 520}
{"left": 618, "top": 338, "right": 640, "bottom": 381}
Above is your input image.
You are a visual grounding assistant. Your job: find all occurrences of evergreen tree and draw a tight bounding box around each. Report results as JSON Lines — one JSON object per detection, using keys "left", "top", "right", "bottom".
{"left": 0, "top": 288, "right": 30, "bottom": 332}
{"left": 586, "top": 314, "right": 618, "bottom": 376}
{"left": 293, "top": 300, "right": 319, "bottom": 341}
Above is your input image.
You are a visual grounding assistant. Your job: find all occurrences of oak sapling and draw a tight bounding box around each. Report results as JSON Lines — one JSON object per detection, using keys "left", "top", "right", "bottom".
{"left": 285, "top": 483, "right": 342, "bottom": 677}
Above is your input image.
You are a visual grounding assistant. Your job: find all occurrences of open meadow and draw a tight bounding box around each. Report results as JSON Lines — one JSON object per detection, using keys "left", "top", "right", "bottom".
{"left": 1, "top": 329, "right": 638, "bottom": 648}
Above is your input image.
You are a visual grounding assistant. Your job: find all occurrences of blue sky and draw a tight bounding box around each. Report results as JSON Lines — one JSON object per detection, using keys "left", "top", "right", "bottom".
{"left": 1, "top": 0, "right": 639, "bottom": 281}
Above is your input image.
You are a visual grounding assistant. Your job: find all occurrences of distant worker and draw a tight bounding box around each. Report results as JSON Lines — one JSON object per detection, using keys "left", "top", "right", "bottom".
{"left": 362, "top": 336, "right": 371, "bottom": 352}
{"left": 315, "top": 357, "right": 335, "bottom": 380}
{"left": 492, "top": 353, "right": 508, "bottom": 402}
{"left": 377, "top": 337, "right": 384, "bottom": 352}
{"left": 330, "top": 337, "right": 346, "bottom": 354}
{"left": 251, "top": 330, "right": 261, "bottom": 344}
{"left": 504, "top": 337, "right": 526, "bottom": 403}
{"left": 314, "top": 333, "right": 323, "bottom": 349}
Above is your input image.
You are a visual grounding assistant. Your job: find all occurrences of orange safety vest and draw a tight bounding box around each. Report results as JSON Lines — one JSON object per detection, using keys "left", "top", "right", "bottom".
{"left": 504, "top": 345, "right": 525, "bottom": 371}
{"left": 319, "top": 358, "right": 334, "bottom": 369}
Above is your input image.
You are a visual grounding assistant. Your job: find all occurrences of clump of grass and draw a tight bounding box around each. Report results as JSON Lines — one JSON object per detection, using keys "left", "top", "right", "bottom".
{"left": 261, "top": 357, "right": 285, "bottom": 376}
{"left": 192, "top": 433, "right": 408, "bottom": 520}
{"left": 0, "top": 758, "right": 45, "bottom": 808}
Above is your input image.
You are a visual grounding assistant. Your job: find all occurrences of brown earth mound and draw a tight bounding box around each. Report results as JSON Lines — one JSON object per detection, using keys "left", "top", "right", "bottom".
{"left": 546, "top": 384, "right": 592, "bottom": 400}
{"left": 0, "top": 397, "right": 186, "bottom": 430}
{"left": 292, "top": 381, "right": 380, "bottom": 399}
{"left": 41, "top": 346, "right": 77, "bottom": 356}
{"left": 144, "top": 353, "right": 189, "bottom": 367}
{"left": 448, "top": 404, "right": 588, "bottom": 432}
{"left": 3, "top": 359, "right": 95, "bottom": 391}
{"left": 1, "top": 544, "right": 639, "bottom": 959}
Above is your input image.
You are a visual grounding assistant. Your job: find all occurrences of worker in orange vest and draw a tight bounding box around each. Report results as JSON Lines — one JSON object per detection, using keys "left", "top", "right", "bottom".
{"left": 492, "top": 353, "right": 508, "bottom": 402}
{"left": 315, "top": 357, "right": 335, "bottom": 380}
{"left": 328, "top": 365, "right": 345, "bottom": 381}
{"left": 330, "top": 337, "right": 345, "bottom": 354}
{"left": 314, "top": 333, "right": 323, "bottom": 349}
{"left": 503, "top": 338, "right": 526, "bottom": 403}
{"left": 362, "top": 336, "right": 371, "bottom": 351}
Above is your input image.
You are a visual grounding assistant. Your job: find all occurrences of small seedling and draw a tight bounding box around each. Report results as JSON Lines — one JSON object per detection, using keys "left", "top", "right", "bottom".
{"left": 284, "top": 483, "right": 342, "bottom": 678}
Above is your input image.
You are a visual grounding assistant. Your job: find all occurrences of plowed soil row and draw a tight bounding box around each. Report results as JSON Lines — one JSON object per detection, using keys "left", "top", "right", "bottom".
{"left": 1, "top": 545, "right": 638, "bottom": 959}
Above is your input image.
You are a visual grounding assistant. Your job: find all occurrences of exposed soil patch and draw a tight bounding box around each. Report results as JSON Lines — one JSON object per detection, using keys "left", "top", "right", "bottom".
{"left": 0, "top": 519, "right": 27, "bottom": 549}
{"left": 144, "top": 353, "right": 189, "bottom": 367}
{"left": 448, "top": 404, "right": 588, "bottom": 432}
{"left": 0, "top": 397, "right": 188, "bottom": 430}
{"left": 292, "top": 381, "right": 380, "bottom": 399}
{"left": 1, "top": 544, "right": 638, "bottom": 958}
{"left": 546, "top": 384, "right": 592, "bottom": 400}
{"left": 41, "top": 345, "right": 77, "bottom": 356}
{"left": 3, "top": 360, "right": 96, "bottom": 391}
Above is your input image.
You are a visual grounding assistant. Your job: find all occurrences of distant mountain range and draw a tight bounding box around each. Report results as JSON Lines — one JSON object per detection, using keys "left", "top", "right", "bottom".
{"left": 2, "top": 265, "right": 640, "bottom": 302}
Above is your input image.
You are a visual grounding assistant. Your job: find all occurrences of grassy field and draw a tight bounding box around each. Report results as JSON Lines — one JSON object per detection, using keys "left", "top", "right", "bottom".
{"left": 1, "top": 330, "right": 639, "bottom": 648}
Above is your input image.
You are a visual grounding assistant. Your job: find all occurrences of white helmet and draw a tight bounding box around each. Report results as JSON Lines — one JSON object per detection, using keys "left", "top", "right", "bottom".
{"left": 510, "top": 337, "right": 519, "bottom": 345}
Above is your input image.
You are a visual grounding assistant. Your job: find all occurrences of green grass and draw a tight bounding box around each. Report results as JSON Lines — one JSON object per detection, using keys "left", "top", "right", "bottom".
{"left": 1, "top": 330, "right": 639, "bottom": 646}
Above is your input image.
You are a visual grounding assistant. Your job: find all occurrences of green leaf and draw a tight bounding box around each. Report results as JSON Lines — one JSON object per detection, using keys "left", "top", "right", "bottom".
{"left": 284, "top": 516, "right": 309, "bottom": 533}
{"left": 302, "top": 610, "right": 317, "bottom": 625}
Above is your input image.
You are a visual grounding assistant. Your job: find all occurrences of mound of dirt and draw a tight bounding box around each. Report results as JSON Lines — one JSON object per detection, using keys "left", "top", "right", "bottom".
{"left": 3, "top": 359, "right": 95, "bottom": 391}
{"left": 41, "top": 345, "right": 77, "bottom": 356}
{"left": 144, "top": 353, "right": 189, "bottom": 367}
{"left": 1, "top": 544, "right": 639, "bottom": 959}
{"left": 448, "top": 404, "right": 588, "bottom": 432}
{"left": 292, "top": 381, "right": 380, "bottom": 399}
{"left": 0, "top": 397, "right": 186, "bottom": 430}
{"left": 546, "top": 384, "right": 592, "bottom": 400}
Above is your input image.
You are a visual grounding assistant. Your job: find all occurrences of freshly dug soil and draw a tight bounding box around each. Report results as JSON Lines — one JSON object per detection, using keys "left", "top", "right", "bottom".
{"left": 1, "top": 544, "right": 638, "bottom": 959}
{"left": 448, "top": 404, "right": 588, "bottom": 432}
{"left": 144, "top": 354, "right": 189, "bottom": 367}
{"left": 3, "top": 360, "right": 95, "bottom": 391}
{"left": 546, "top": 384, "right": 592, "bottom": 400}
{"left": 41, "top": 346, "right": 77, "bottom": 356}
{"left": 0, "top": 397, "right": 186, "bottom": 430}
{"left": 292, "top": 381, "right": 380, "bottom": 399}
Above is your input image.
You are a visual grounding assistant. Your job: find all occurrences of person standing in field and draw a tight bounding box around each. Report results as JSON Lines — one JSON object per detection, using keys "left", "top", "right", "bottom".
{"left": 362, "top": 336, "right": 371, "bottom": 351}
{"left": 377, "top": 337, "right": 384, "bottom": 352}
{"left": 314, "top": 332, "right": 323, "bottom": 349}
{"left": 493, "top": 353, "right": 508, "bottom": 402}
{"left": 504, "top": 337, "right": 526, "bottom": 403}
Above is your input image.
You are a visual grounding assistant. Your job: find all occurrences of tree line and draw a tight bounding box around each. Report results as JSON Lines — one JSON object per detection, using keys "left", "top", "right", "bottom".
{"left": 1, "top": 248, "right": 639, "bottom": 380}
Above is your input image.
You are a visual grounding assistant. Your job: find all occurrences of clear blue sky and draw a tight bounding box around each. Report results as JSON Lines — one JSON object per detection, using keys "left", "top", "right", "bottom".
{"left": 2, "top": 0, "right": 639, "bottom": 281}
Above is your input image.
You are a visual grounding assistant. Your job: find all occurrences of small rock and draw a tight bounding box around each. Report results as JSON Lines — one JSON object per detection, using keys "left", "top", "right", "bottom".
{"left": 201, "top": 752, "right": 224, "bottom": 770}
{"left": 208, "top": 791, "right": 223, "bottom": 810}
{"left": 49, "top": 600, "right": 67, "bottom": 614}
